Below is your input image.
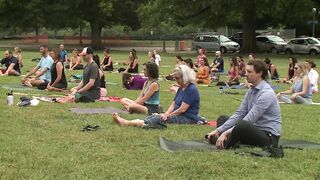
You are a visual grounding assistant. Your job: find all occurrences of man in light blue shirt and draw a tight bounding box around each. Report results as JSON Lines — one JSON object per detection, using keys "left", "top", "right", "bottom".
{"left": 21, "top": 45, "right": 54, "bottom": 89}
{"left": 208, "top": 60, "right": 281, "bottom": 149}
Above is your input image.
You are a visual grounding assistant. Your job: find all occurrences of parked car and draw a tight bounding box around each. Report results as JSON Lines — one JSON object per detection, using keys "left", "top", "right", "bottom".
{"left": 255, "top": 35, "right": 287, "bottom": 54}
{"left": 191, "top": 34, "right": 240, "bottom": 53}
{"left": 229, "top": 32, "right": 263, "bottom": 47}
{"left": 285, "top": 37, "right": 320, "bottom": 55}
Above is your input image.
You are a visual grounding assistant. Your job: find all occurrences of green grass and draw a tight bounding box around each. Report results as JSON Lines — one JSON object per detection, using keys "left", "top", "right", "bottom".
{"left": 0, "top": 50, "right": 320, "bottom": 179}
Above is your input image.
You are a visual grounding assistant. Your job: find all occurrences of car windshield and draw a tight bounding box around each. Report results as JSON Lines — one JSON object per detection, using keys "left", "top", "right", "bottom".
{"left": 268, "top": 36, "right": 285, "bottom": 42}
{"left": 306, "top": 38, "right": 320, "bottom": 44}
{"left": 219, "top": 35, "right": 232, "bottom": 42}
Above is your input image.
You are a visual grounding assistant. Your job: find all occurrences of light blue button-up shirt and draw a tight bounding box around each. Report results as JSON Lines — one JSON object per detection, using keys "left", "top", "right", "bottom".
{"left": 217, "top": 80, "right": 282, "bottom": 136}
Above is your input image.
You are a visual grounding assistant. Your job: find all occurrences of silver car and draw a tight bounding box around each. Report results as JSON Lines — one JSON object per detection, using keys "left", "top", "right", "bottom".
{"left": 192, "top": 34, "right": 240, "bottom": 53}
{"left": 256, "top": 35, "right": 287, "bottom": 54}
{"left": 285, "top": 37, "right": 320, "bottom": 55}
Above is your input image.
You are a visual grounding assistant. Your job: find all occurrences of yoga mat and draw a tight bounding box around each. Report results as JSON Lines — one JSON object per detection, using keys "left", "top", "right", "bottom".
{"left": 2, "top": 84, "right": 40, "bottom": 91}
{"left": 70, "top": 107, "right": 128, "bottom": 114}
{"left": 159, "top": 137, "right": 320, "bottom": 152}
{"left": 159, "top": 137, "right": 216, "bottom": 153}
{"left": 106, "top": 82, "right": 118, "bottom": 85}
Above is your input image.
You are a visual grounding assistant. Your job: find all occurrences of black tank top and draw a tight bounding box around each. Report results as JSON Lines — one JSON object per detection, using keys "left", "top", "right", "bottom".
{"left": 50, "top": 61, "right": 67, "bottom": 87}
{"left": 103, "top": 56, "right": 113, "bottom": 69}
{"left": 128, "top": 60, "right": 138, "bottom": 73}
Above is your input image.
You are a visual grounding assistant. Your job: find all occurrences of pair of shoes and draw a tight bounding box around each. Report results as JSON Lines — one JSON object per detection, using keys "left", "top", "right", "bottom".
{"left": 80, "top": 125, "right": 100, "bottom": 131}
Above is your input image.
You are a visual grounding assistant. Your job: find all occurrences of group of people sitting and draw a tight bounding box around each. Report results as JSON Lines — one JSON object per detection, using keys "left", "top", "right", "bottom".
{"left": 114, "top": 59, "right": 283, "bottom": 150}
{"left": 1, "top": 44, "right": 318, "bottom": 151}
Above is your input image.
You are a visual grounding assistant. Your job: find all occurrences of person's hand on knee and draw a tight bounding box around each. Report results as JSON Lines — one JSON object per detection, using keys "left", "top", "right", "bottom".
{"left": 216, "top": 131, "right": 228, "bottom": 149}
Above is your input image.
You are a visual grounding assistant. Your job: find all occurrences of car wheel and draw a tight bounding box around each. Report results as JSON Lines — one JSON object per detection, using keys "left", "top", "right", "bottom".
{"left": 309, "top": 49, "right": 318, "bottom": 56}
{"left": 271, "top": 48, "right": 278, "bottom": 54}
{"left": 285, "top": 49, "right": 292, "bottom": 55}
{"left": 220, "top": 47, "right": 227, "bottom": 53}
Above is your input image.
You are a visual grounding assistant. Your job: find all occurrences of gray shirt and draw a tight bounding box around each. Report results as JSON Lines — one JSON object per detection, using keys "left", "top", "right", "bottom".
{"left": 217, "top": 80, "right": 282, "bottom": 136}
{"left": 82, "top": 61, "right": 100, "bottom": 99}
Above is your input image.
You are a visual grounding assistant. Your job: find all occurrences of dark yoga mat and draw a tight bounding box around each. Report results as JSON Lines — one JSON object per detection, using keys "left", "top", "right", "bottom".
{"left": 70, "top": 107, "right": 128, "bottom": 114}
{"left": 2, "top": 84, "right": 39, "bottom": 91}
{"left": 159, "top": 137, "right": 320, "bottom": 152}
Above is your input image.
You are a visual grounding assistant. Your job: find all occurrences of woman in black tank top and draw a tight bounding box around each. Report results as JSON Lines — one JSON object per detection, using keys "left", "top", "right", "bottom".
{"left": 47, "top": 49, "right": 67, "bottom": 91}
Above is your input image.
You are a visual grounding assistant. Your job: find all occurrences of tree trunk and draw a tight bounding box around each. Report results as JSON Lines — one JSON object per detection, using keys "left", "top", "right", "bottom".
{"left": 241, "top": 1, "right": 256, "bottom": 53}
{"left": 35, "top": 26, "right": 39, "bottom": 43}
{"left": 90, "top": 21, "right": 102, "bottom": 49}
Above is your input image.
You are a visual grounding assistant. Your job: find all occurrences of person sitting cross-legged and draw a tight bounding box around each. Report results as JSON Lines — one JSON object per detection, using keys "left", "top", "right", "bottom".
{"left": 70, "top": 47, "right": 101, "bottom": 103}
{"left": 120, "top": 62, "right": 160, "bottom": 114}
{"left": 113, "top": 64, "right": 204, "bottom": 126}
{"left": 277, "top": 62, "right": 312, "bottom": 104}
{"left": 46, "top": 49, "right": 67, "bottom": 92}
{"left": 207, "top": 60, "right": 282, "bottom": 149}
{"left": 0, "top": 50, "right": 21, "bottom": 76}
{"left": 21, "top": 45, "right": 53, "bottom": 89}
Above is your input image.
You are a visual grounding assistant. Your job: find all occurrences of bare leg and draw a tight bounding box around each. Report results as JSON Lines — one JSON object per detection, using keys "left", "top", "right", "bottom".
{"left": 120, "top": 98, "right": 135, "bottom": 111}
{"left": 128, "top": 103, "right": 148, "bottom": 114}
{"left": 112, "top": 113, "right": 144, "bottom": 126}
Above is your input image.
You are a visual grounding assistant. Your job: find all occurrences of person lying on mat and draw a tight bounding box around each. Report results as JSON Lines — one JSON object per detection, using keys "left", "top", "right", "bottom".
{"left": 46, "top": 49, "right": 67, "bottom": 92}
{"left": 0, "top": 50, "right": 21, "bottom": 76}
{"left": 70, "top": 47, "right": 101, "bottom": 103}
{"left": 113, "top": 64, "right": 205, "bottom": 126}
{"left": 207, "top": 60, "right": 282, "bottom": 149}
{"left": 21, "top": 45, "right": 53, "bottom": 89}
{"left": 120, "top": 62, "right": 160, "bottom": 114}
{"left": 277, "top": 62, "right": 312, "bottom": 104}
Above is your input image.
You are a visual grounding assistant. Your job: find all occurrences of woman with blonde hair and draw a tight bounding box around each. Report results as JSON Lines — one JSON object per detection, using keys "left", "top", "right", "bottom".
{"left": 277, "top": 62, "right": 312, "bottom": 104}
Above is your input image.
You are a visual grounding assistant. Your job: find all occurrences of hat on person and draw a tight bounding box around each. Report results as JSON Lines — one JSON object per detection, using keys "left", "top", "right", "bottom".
{"left": 79, "top": 47, "right": 94, "bottom": 56}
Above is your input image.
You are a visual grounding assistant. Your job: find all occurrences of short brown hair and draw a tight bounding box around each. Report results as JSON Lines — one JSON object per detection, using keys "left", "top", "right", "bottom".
{"left": 247, "top": 59, "right": 268, "bottom": 80}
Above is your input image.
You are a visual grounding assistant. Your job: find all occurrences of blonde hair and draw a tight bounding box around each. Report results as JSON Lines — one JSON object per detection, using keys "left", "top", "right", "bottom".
{"left": 173, "top": 64, "right": 196, "bottom": 84}
{"left": 296, "top": 62, "right": 308, "bottom": 77}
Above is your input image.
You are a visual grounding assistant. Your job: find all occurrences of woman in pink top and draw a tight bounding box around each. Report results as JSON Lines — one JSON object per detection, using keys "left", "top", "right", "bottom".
{"left": 195, "top": 48, "right": 206, "bottom": 67}
{"left": 226, "top": 57, "right": 240, "bottom": 86}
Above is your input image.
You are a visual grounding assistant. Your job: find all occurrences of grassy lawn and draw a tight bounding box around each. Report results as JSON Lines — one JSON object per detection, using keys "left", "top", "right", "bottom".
{"left": 0, "top": 49, "right": 320, "bottom": 179}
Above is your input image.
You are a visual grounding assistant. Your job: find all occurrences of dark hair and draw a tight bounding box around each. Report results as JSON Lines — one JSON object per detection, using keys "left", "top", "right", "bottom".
{"left": 264, "top": 57, "right": 271, "bottom": 65}
{"left": 230, "top": 57, "right": 238, "bottom": 66}
{"left": 200, "top": 48, "right": 206, "bottom": 54}
{"left": 237, "top": 56, "right": 244, "bottom": 62}
{"left": 249, "top": 53, "right": 255, "bottom": 59}
{"left": 143, "top": 61, "right": 159, "bottom": 79}
{"left": 183, "top": 58, "right": 194, "bottom": 68}
{"left": 104, "top": 48, "right": 110, "bottom": 53}
{"left": 203, "top": 57, "right": 210, "bottom": 67}
{"left": 93, "top": 54, "right": 101, "bottom": 69}
{"left": 305, "top": 59, "right": 316, "bottom": 68}
{"left": 53, "top": 48, "right": 60, "bottom": 61}
{"left": 130, "top": 49, "right": 137, "bottom": 60}
{"left": 247, "top": 59, "right": 268, "bottom": 80}
{"left": 122, "top": 73, "right": 133, "bottom": 89}
{"left": 175, "top": 55, "right": 183, "bottom": 61}
{"left": 40, "top": 45, "right": 48, "bottom": 49}
{"left": 289, "top": 57, "right": 297, "bottom": 68}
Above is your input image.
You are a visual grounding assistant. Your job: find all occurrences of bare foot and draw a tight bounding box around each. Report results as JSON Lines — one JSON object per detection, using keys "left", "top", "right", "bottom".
{"left": 112, "top": 113, "right": 127, "bottom": 126}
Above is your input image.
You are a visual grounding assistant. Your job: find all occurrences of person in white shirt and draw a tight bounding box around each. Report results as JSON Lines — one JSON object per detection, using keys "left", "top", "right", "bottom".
{"left": 305, "top": 60, "right": 318, "bottom": 94}
{"left": 153, "top": 49, "right": 161, "bottom": 66}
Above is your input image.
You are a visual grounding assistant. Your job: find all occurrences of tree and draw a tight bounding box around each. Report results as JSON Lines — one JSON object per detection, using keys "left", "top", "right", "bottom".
{"left": 139, "top": 0, "right": 319, "bottom": 53}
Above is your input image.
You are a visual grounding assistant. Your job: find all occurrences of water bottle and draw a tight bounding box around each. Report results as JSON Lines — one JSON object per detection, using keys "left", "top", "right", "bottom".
{"left": 7, "top": 91, "right": 13, "bottom": 106}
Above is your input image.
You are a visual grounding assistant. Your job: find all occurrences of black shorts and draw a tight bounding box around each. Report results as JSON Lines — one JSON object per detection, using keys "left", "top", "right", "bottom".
{"left": 52, "top": 83, "right": 67, "bottom": 89}
{"left": 144, "top": 103, "right": 161, "bottom": 115}
{"left": 37, "top": 80, "right": 49, "bottom": 90}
